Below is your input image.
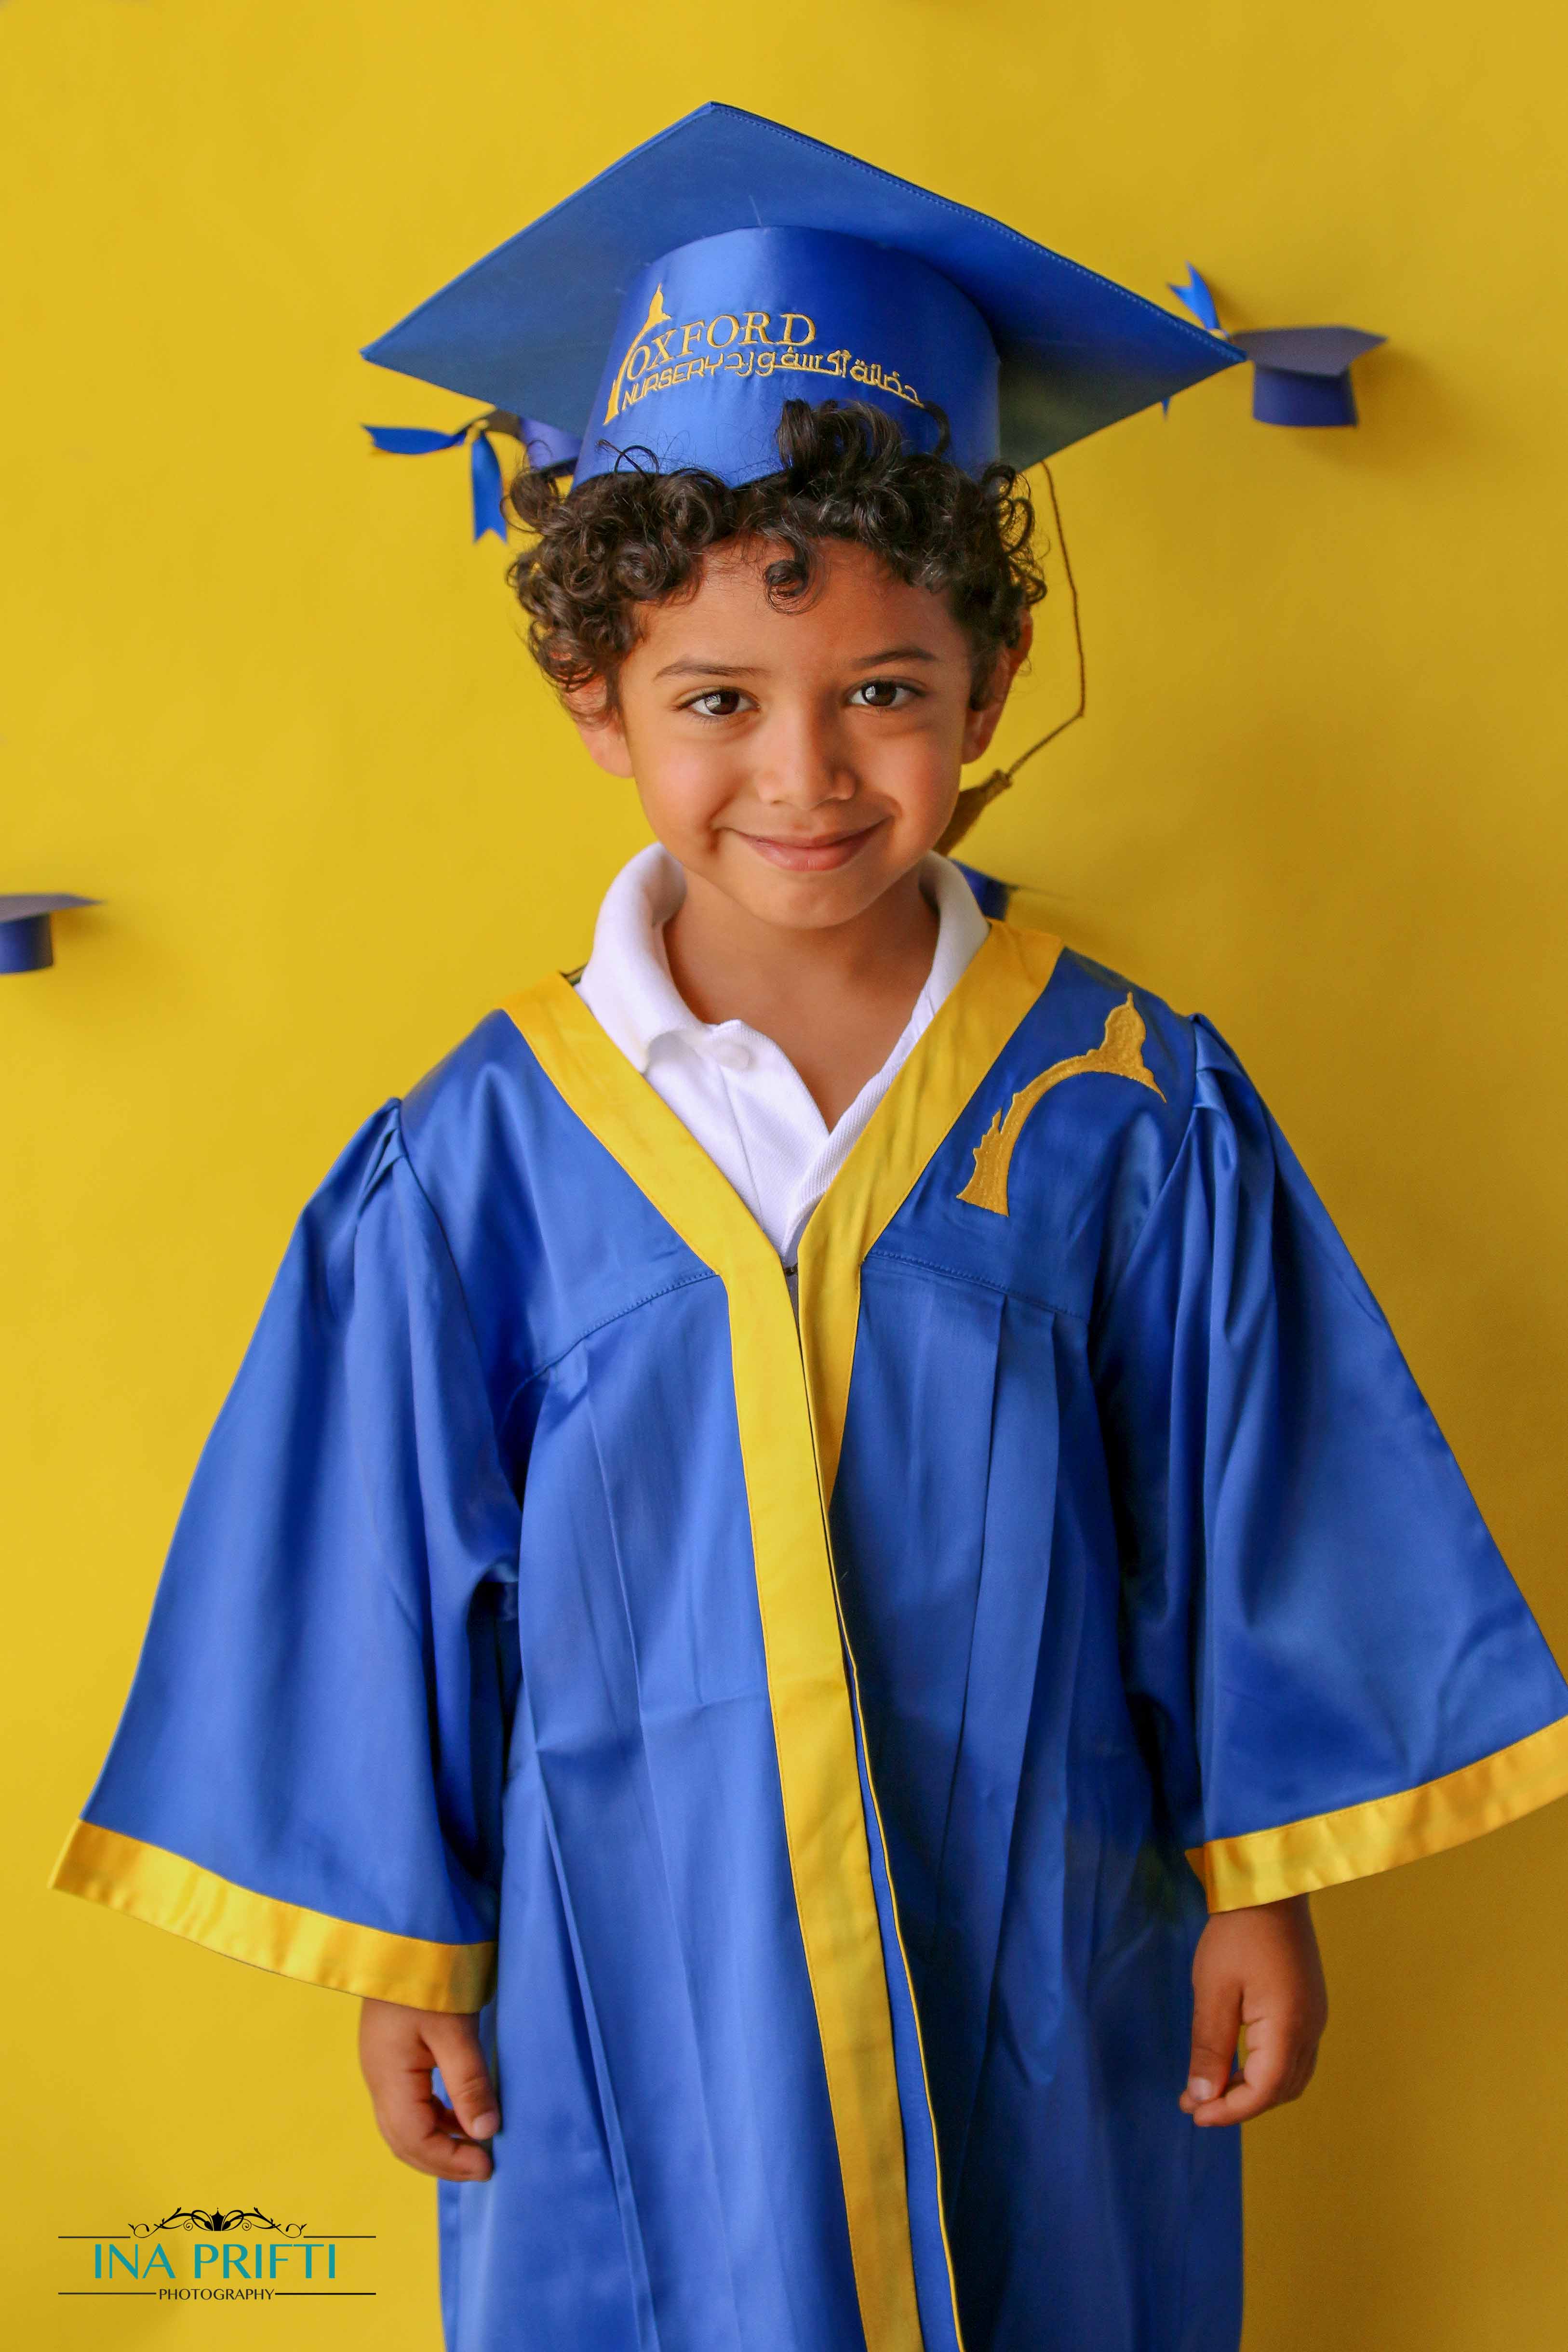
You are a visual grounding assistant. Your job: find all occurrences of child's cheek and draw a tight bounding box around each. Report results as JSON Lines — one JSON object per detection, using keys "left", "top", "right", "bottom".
{"left": 631, "top": 741, "right": 743, "bottom": 858}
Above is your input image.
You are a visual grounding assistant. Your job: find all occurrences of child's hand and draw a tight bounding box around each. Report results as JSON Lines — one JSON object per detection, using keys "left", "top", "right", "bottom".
{"left": 1179, "top": 1892, "right": 1328, "bottom": 2127}
{"left": 358, "top": 1997, "right": 501, "bottom": 2181}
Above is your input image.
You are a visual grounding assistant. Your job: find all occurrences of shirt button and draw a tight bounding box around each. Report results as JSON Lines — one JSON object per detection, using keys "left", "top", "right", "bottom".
{"left": 708, "top": 1040, "right": 751, "bottom": 1072}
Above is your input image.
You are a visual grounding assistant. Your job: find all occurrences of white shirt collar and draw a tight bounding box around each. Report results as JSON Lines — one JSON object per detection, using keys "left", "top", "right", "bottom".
{"left": 577, "top": 841, "right": 990, "bottom": 1074}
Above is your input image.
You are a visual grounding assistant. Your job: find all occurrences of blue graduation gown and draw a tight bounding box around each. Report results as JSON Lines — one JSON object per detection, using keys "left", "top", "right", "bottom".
{"left": 51, "top": 920, "right": 1568, "bottom": 2352}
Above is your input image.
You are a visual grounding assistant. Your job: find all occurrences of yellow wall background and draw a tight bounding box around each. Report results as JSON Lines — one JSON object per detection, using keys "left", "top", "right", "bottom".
{"left": 6, "top": 2, "right": 1567, "bottom": 2343}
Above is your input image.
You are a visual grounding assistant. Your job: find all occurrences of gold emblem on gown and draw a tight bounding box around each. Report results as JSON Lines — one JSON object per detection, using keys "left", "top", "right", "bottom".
{"left": 958, "top": 995, "right": 1165, "bottom": 1218}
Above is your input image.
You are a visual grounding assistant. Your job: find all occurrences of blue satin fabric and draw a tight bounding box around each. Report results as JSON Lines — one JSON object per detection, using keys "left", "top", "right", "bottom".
{"left": 1094, "top": 1017, "right": 1568, "bottom": 1845}
{"left": 81, "top": 1109, "right": 522, "bottom": 1949}
{"left": 77, "top": 953, "right": 1566, "bottom": 2352}
{"left": 950, "top": 860, "right": 1013, "bottom": 922}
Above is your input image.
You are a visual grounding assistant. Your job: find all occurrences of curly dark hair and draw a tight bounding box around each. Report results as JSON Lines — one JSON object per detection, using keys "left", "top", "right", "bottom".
{"left": 504, "top": 398, "right": 1046, "bottom": 721}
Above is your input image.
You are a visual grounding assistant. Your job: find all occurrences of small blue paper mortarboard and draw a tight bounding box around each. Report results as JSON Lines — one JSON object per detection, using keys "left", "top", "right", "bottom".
{"left": 1168, "top": 267, "right": 1385, "bottom": 427}
{"left": 1228, "top": 328, "right": 1387, "bottom": 428}
{"left": 361, "top": 102, "right": 1241, "bottom": 499}
{"left": 0, "top": 894, "right": 99, "bottom": 974}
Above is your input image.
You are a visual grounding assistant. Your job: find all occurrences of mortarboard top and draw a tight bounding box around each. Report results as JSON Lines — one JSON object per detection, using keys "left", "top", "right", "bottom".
{"left": 0, "top": 893, "right": 99, "bottom": 974}
{"left": 362, "top": 102, "right": 1241, "bottom": 490}
{"left": 1228, "top": 327, "right": 1386, "bottom": 428}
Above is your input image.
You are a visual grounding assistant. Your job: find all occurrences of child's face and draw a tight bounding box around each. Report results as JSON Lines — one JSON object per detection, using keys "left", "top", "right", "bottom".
{"left": 569, "top": 537, "right": 1029, "bottom": 932}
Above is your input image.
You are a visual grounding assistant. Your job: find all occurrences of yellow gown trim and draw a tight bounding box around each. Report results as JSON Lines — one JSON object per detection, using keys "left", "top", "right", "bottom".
{"left": 506, "top": 968, "right": 925, "bottom": 2352}
{"left": 505, "top": 922, "right": 1060, "bottom": 2352}
{"left": 798, "top": 919, "right": 1063, "bottom": 1502}
{"left": 48, "top": 1818, "right": 496, "bottom": 2009}
{"left": 795, "top": 918, "right": 1060, "bottom": 2352}
{"left": 1188, "top": 1712, "right": 1568, "bottom": 1910}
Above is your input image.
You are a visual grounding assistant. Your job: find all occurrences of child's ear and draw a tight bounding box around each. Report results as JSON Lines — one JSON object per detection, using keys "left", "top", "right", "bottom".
{"left": 565, "top": 684, "right": 636, "bottom": 779}
{"left": 961, "top": 613, "right": 1034, "bottom": 765}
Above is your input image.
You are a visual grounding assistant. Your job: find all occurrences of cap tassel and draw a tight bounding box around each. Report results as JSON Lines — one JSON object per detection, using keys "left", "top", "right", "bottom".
{"left": 362, "top": 412, "right": 520, "bottom": 542}
{"left": 361, "top": 423, "right": 470, "bottom": 456}
{"left": 468, "top": 431, "right": 507, "bottom": 542}
{"left": 937, "top": 461, "right": 1085, "bottom": 857}
{"left": 363, "top": 410, "right": 582, "bottom": 541}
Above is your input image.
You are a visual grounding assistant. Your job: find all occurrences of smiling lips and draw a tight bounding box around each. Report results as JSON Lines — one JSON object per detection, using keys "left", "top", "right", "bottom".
{"left": 735, "top": 821, "right": 885, "bottom": 872}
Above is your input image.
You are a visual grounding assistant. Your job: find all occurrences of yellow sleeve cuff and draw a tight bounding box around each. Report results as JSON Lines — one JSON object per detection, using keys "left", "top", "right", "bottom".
{"left": 48, "top": 1818, "right": 496, "bottom": 2010}
{"left": 1187, "top": 1713, "right": 1568, "bottom": 1910}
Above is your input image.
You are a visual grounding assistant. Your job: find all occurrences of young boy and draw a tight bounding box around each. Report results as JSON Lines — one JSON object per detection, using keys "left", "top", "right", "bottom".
{"left": 51, "top": 105, "right": 1568, "bottom": 2352}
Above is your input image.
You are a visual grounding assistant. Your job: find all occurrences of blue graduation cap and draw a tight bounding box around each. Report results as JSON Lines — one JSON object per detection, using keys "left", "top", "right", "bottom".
{"left": 0, "top": 893, "right": 99, "bottom": 974}
{"left": 361, "top": 102, "right": 1240, "bottom": 494}
{"left": 1168, "top": 267, "right": 1385, "bottom": 428}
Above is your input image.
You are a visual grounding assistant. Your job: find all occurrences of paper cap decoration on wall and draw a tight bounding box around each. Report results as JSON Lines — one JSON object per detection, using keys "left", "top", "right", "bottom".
{"left": 0, "top": 894, "right": 99, "bottom": 974}
{"left": 1227, "top": 328, "right": 1386, "bottom": 427}
{"left": 1168, "top": 266, "right": 1385, "bottom": 427}
{"left": 361, "top": 100, "right": 1241, "bottom": 508}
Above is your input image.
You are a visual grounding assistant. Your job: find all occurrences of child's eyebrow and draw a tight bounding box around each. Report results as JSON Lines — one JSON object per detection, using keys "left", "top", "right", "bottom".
{"left": 654, "top": 658, "right": 764, "bottom": 680}
{"left": 654, "top": 644, "right": 943, "bottom": 681}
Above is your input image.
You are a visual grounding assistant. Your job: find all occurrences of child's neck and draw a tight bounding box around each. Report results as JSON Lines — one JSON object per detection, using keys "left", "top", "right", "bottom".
{"left": 662, "top": 861, "right": 940, "bottom": 1130}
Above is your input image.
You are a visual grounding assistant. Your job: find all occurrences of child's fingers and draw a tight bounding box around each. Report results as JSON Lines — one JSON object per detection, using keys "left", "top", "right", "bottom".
{"left": 357, "top": 2000, "right": 497, "bottom": 2181}
{"left": 1185, "top": 2034, "right": 1289, "bottom": 2126}
{"left": 363, "top": 2049, "right": 494, "bottom": 2182}
{"left": 1179, "top": 1972, "right": 1242, "bottom": 2116}
{"left": 1187, "top": 2012, "right": 1316, "bottom": 2127}
{"left": 1179, "top": 1897, "right": 1328, "bottom": 2128}
{"left": 382, "top": 2085, "right": 495, "bottom": 2182}
{"left": 425, "top": 2012, "right": 503, "bottom": 2141}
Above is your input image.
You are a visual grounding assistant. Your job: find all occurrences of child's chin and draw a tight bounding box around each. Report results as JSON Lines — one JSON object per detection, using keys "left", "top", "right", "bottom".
{"left": 737, "top": 866, "right": 893, "bottom": 929}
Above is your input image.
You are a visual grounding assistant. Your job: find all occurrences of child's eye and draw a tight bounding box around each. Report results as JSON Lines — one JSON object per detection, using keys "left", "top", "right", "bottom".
{"left": 849, "top": 680, "right": 917, "bottom": 709}
{"left": 684, "top": 688, "right": 749, "bottom": 719}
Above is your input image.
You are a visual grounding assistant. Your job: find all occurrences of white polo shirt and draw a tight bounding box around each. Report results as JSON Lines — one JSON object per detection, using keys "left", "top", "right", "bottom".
{"left": 575, "top": 842, "right": 990, "bottom": 1265}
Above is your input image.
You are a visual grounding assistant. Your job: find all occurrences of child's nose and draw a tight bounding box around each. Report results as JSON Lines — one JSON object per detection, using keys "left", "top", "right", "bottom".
{"left": 749, "top": 705, "right": 858, "bottom": 808}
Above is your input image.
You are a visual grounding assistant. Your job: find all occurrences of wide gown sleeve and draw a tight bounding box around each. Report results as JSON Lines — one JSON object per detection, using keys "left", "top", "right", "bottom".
{"left": 1092, "top": 1015, "right": 1568, "bottom": 1910}
{"left": 49, "top": 1102, "right": 523, "bottom": 2008}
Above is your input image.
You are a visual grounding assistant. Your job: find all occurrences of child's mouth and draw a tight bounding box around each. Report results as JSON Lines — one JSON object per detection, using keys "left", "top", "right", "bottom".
{"left": 736, "top": 823, "right": 882, "bottom": 872}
